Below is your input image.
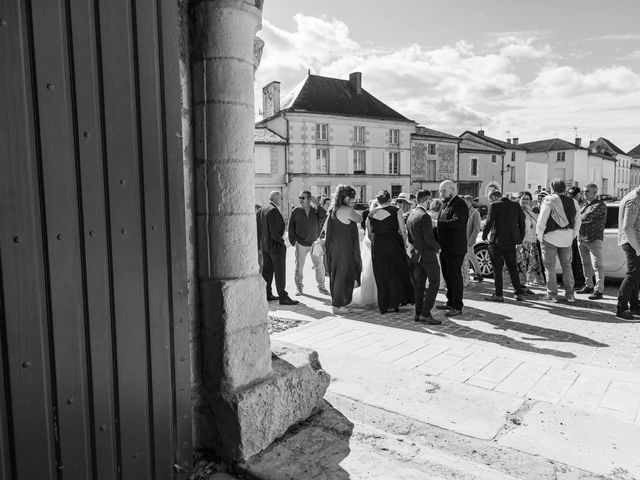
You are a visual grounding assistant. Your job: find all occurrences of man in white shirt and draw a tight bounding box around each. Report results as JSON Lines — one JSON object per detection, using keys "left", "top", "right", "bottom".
{"left": 536, "top": 179, "right": 582, "bottom": 303}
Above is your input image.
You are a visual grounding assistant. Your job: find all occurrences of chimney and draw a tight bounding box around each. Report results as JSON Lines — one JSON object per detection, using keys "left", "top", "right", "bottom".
{"left": 478, "top": 130, "right": 485, "bottom": 136}
{"left": 575, "top": 137, "right": 582, "bottom": 147}
{"left": 589, "top": 140, "right": 595, "bottom": 147}
{"left": 349, "top": 72, "right": 362, "bottom": 94}
{"left": 262, "top": 81, "right": 281, "bottom": 119}
{"left": 507, "top": 138, "right": 512, "bottom": 144}
{"left": 513, "top": 138, "right": 519, "bottom": 145}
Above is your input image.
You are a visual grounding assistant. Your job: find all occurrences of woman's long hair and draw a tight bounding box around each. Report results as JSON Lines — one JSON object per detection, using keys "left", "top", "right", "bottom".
{"left": 330, "top": 184, "right": 356, "bottom": 218}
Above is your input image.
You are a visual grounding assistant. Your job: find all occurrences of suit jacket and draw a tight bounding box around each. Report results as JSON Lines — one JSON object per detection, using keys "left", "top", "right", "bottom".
{"left": 257, "top": 202, "right": 285, "bottom": 252}
{"left": 482, "top": 197, "right": 525, "bottom": 246}
{"left": 437, "top": 195, "right": 469, "bottom": 255}
{"left": 407, "top": 206, "right": 440, "bottom": 263}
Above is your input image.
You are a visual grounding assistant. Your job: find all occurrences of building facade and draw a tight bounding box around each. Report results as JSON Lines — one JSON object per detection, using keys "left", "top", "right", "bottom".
{"left": 459, "top": 131, "right": 527, "bottom": 196}
{"left": 629, "top": 143, "right": 640, "bottom": 190}
{"left": 458, "top": 137, "right": 505, "bottom": 198}
{"left": 410, "top": 126, "right": 460, "bottom": 197}
{"left": 589, "top": 137, "right": 632, "bottom": 198}
{"left": 254, "top": 127, "right": 289, "bottom": 216}
{"left": 257, "top": 73, "right": 416, "bottom": 208}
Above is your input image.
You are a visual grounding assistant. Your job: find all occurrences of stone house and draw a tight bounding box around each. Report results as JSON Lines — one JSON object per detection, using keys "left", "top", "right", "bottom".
{"left": 589, "top": 137, "right": 632, "bottom": 198}
{"left": 410, "top": 126, "right": 460, "bottom": 197}
{"left": 457, "top": 136, "right": 505, "bottom": 198}
{"left": 628, "top": 143, "right": 640, "bottom": 190}
{"left": 254, "top": 127, "right": 289, "bottom": 218}
{"left": 459, "top": 131, "right": 527, "bottom": 196}
{"left": 256, "top": 73, "right": 416, "bottom": 206}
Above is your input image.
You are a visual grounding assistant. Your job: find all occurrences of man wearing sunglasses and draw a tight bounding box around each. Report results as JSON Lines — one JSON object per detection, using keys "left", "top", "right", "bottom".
{"left": 288, "top": 190, "right": 329, "bottom": 296}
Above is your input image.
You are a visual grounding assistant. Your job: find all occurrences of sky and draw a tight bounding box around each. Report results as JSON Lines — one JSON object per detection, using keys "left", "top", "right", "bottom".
{"left": 255, "top": 0, "right": 640, "bottom": 152}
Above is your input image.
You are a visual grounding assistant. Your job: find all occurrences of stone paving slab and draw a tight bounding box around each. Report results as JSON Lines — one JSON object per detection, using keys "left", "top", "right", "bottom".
{"left": 499, "top": 402, "right": 640, "bottom": 478}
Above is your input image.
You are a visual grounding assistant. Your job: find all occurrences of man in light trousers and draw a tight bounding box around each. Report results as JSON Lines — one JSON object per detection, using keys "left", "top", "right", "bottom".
{"left": 576, "top": 183, "right": 607, "bottom": 300}
{"left": 288, "top": 190, "right": 329, "bottom": 296}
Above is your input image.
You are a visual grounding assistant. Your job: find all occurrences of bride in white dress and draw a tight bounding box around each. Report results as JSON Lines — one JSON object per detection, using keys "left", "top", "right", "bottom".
{"left": 351, "top": 200, "right": 378, "bottom": 308}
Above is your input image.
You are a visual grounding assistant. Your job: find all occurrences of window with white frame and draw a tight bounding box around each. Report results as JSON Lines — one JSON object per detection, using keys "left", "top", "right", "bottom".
{"left": 511, "top": 151, "right": 516, "bottom": 162}
{"left": 557, "top": 151, "right": 566, "bottom": 162}
{"left": 426, "top": 159, "right": 437, "bottom": 181}
{"left": 353, "top": 150, "right": 366, "bottom": 173}
{"left": 316, "top": 148, "right": 329, "bottom": 173}
{"left": 391, "top": 185, "right": 402, "bottom": 198}
{"left": 317, "top": 185, "right": 331, "bottom": 198}
{"left": 388, "top": 152, "right": 400, "bottom": 174}
{"left": 354, "top": 126, "right": 365, "bottom": 143}
{"left": 471, "top": 158, "right": 478, "bottom": 176}
{"left": 428, "top": 143, "right": 436, "bottom": 155}
{"left": 390, "top": 129, "right": 400, "bottom": 145}
{"left": 510, "top": 166, "right": 516, "bottom": 182}
{"left": 354, "top": 185, "right": 366, "bottom": 202}
{"left": 316, "top": 123, "right": 328, "bottom": 140}
{"left": 491, "top": 154, "right": 497, "bottom": 164}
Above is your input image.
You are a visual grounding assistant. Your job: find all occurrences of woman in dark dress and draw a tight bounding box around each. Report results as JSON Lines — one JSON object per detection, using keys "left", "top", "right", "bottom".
{"left": 367, "top": 190, "right": 414, "bottom": 313}
{"left": 325, "top": 185, "right": 363, "bottom": 314}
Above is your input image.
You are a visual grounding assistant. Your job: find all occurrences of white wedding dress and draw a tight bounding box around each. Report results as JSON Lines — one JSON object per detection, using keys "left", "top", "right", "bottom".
{"left": 351, "top": 236, "right": 378, "bottom": 308}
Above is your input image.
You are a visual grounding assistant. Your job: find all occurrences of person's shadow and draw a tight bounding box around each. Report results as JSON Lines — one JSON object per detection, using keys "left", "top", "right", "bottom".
{"left": 240, "top": 401, "right": 353, "bottom": 479}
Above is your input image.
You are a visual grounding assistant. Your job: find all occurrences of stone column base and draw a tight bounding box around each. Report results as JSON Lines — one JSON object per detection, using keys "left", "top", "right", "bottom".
{"left": 195, "top": 340, "right": 330, "bottom": 462}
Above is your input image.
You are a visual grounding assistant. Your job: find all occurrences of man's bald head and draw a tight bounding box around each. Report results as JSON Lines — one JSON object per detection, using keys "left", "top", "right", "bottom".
{"left": 439, "top": 180, "right": 457, "bottom": 201}
{"left": 269, "top": 190, "right": 282, "bottom": 206}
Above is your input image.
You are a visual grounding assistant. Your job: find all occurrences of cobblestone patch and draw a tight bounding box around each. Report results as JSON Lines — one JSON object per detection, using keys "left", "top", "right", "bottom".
{"left": 268, "top": 314, "right": 307, "bottom": 335}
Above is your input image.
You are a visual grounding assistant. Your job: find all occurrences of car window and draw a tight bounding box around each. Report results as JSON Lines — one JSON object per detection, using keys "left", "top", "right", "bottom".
{"left": 605, "top": 206, "right": 618, "bottom": 229}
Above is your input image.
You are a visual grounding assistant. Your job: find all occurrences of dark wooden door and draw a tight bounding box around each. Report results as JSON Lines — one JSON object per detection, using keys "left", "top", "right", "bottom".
{"left": 0, "top": 0, "right": 192, "bottom": 478}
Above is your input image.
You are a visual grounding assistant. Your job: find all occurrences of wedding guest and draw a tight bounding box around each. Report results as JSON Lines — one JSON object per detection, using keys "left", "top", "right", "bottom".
{"left": 567, "top": 186, "right": 586, "bottom": 289}
{"left": 367, "top": 190, "right": 414, "bottom": 313}
{"left": 576, "top": 183, "right": 607, "bottom": 300}
{"left": 325, "top": 185, "right": 362, "bottom": 314}
{"left": 462, "top": 195, "right": 483, "bottom": 284}
{"left": 482, "top": 190, "right": 526, "bottom": 302}
{"left": 616, "top": 185, "right": 640, "bottom": 320}
{"left": 257, "top": 191, "right": 298, "bottom": 305}
{"left": 435, "top": 180, "right": 468, "bottom": 317}
{"left": 407, "top": 190, "right": 441, "bottom": 324}
{"left": 536, "top": 179, "right": 581, "bottom": 303}
{"left": 516, "top": 191, "right": 545, "bottom": 287}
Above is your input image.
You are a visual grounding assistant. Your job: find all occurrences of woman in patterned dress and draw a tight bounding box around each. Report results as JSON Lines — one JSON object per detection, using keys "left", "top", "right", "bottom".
{"left": 516, "top": 191, "right": 545, "bottom": 286}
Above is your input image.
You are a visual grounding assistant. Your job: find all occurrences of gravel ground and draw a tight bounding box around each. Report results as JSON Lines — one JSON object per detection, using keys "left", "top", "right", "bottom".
{"left": 268, "top": 315, "right": 306, "bottom": 335}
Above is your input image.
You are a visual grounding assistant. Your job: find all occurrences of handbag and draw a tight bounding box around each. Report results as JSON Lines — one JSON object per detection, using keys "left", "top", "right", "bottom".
{"left": 311, "top": 218, "right": 328, "bottom": 257}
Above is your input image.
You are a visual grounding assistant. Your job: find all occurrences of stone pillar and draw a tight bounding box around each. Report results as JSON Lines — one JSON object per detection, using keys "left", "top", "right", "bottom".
{"left": 190, "top": 0, "right": 329, "bottom": 462}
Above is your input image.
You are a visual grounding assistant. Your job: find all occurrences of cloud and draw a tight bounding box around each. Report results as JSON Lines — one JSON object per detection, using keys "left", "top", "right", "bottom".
{"left": 587, "top": 33, "right": 640, "bottom": 41}
{"left": 255, "top": 14, "right": 640, "bottom": 151}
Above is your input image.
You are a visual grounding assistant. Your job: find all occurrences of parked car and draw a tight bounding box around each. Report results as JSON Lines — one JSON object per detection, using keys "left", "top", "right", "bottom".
{"left": 472, "top": 197, "right": 489, "bottom": 218}
{"left": 473, "top": 203, "right": 626, "bottom": 279}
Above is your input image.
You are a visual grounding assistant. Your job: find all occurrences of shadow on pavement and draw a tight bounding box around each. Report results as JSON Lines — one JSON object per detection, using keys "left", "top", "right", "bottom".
{"left": 240, "top": 401, "right": 353, "bottom": 480}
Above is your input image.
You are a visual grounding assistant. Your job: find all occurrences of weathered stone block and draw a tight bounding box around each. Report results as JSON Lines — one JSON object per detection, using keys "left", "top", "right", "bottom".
{"left": 201, "top": 341, "right": 330, "bottom": 462}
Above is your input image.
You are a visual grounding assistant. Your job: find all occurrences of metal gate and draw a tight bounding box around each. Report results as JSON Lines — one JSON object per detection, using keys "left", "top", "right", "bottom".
{"left": 0, "top": 0, "right": 192, "bottom": 478}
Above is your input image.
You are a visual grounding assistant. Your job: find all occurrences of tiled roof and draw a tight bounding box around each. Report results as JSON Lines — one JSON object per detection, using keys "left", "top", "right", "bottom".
{"left": 590, "top": 137, "right": 626, "bottom": 156}
{"left": 629, "top": 143, "right": 640, "bottom": 157}
{"left": 254, "top": 127, "right": 287, "bottom": 144}
{"left": 519, "top": 138, "right": 586, "bottom": 152}
{"left": 460, "top": 131, "right": 527, "bottom": 150}
{"left": 278, "top": 74, "right": 413, "bottom": 122}
{"left": 459, "top": 138, "right": 503, "bottom": 153}
{"left": 413, "top": 126, "right": 459, "bottom": 140}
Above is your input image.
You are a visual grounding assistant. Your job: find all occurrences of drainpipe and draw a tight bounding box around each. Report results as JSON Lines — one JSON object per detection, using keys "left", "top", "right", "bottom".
{"left": 500, "top": 152, "right": 506, "bottom": 193}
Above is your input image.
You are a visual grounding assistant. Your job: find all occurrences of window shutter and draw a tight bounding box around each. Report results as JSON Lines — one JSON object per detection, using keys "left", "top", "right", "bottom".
{"left": 309, "top": 147, "right": 316, "bottom": 174}
{"left": 329, "top": 148, "right": 337, "bottom": 174}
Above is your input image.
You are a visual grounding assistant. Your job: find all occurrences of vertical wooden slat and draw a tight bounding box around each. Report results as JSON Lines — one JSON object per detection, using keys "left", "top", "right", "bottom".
{"left": 97, "top": 0, "right": 153, "bottom": 477}
{"left": 159, "top": 0, "right": 194, "bottom": 474}
{"left": 30, "top": 0, "right": 94, "bottom": 477}
{"left": 0, "top": 1, "right": 58, "bottom": 478}
{"left": 0, "top": 301, "right": 14, "bottom": 480}
{"left": 132, "top": 0, "right": 174, "bottom": 478}
{"left": 68, "top": 0, "right": 119, "bottom": 477}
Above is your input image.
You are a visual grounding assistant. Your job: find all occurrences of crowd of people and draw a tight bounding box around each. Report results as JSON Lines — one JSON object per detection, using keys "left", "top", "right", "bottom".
{"left": 255, "top": 177, "right": 640, "bottom": 323}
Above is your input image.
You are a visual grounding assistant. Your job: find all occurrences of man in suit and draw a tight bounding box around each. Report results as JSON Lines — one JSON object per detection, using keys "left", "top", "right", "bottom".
{"left": 482, "top": 190, "right": 526, "bottom": 301}
{"left": 257, "top": 191, "right": 298, "bottom": 305}
{"left": 436, "top": 180, "right": 469, "bottom": 317}
{"left": 407, "top": 190, "right": 442, "bottom": 324}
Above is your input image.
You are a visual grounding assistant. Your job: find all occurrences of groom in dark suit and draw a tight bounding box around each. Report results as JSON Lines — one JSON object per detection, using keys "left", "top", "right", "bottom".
{"left": 257, "top": 191, "right": 298, "bottom": 305}
{"left": 407, "top": 190, "right": 442, "bottom": 324}
{"left": 482, "top": 189, "right": 526, "bottom": 301}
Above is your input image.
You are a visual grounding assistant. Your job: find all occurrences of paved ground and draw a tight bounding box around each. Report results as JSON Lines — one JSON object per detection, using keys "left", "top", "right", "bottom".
{"left": 248, "top": 247, "right": 640, "bottom": 479}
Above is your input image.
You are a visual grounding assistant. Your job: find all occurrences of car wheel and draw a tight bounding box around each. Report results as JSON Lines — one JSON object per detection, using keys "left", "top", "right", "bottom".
{"left": 473, "top": 244, "right": 493, "bottom": 277}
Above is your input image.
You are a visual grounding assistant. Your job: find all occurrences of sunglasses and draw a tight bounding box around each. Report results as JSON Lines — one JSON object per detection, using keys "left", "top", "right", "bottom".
{"left": 299, "top": 196, "right": 308, "bottom": 200}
